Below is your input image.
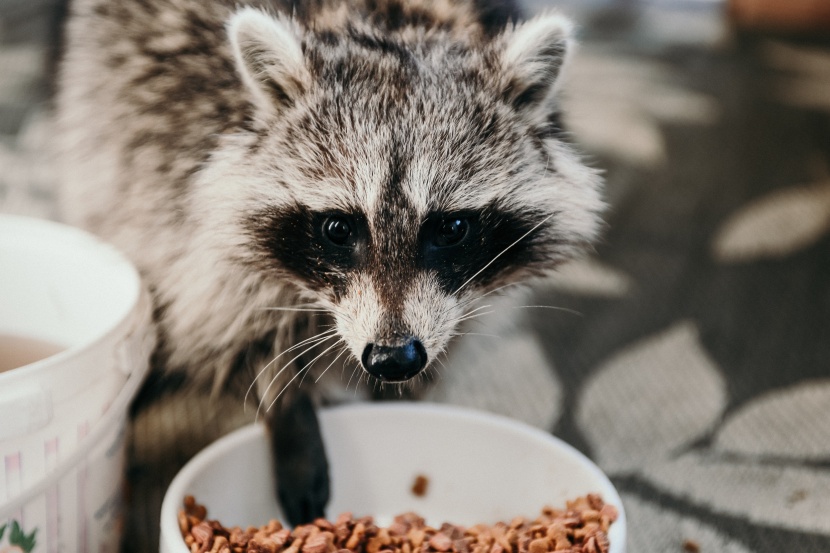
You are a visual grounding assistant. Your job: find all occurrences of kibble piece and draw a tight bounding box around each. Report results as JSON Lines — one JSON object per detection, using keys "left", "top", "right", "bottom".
{"left": 427, "top": 532, "right": 452, "bottom": 552}
{"left": 411, "top": 475, "right": 430, "bottom": 497}
{"left": 346, "top": 522, "right": 367, "bottom": 550}
{"left": 682, "top": 539, "right": 700, "bottom": 553}
{"left": 528, "top": 537, "right": 549, "bottom": 553}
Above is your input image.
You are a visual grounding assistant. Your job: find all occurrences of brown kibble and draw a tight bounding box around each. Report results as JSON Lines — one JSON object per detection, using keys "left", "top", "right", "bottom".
{"left": 488, "top": 543, "right": 504, "bottom": 553}
{"left": 408, "top": 528, "right": 426, "bottom": 549}
{"left": 428, "top": 532, "right": 453, "bottom": 552}
{"left": 586, "top": 495, "right": 604, "bottom": 512}
{"left": 367, "top": 529, "right": 393, "bottom": 553}
{"left": 210, "top": 536, "right": 230, "bottom": 553}
{"left": 412, "top": 475, "right": 430, "bottom": 497}
{"left": 454, "top": 538, "right": 472, "bottom": 553}
{"left": 179, "top": 496, "right": 617, "bottom": 553}
{"left": 193, "top": 505, "right": 208, "bottom": 520}
{"left": 598, "top": 505, "right": 618, "bottom": 523}
{"left": 528, "top": 537, "right": 549, "bottom": 553}
{"left": 546, "top": 522, "right": 568, "bottom": 541}
{"left": 304, "top": 532, "right": 336, "bottom": 553}
{"left": 509, "top": 518, "right": 526, "bottom": 531}
{"left": 579, "top": 511, "right": 599, "bottom": 524}
{"left": 581, "top": 536, "right": 597, "bottom": 553}
{"left": 191, "top": 522, "right": 214, "bottom": 545}
{"left": 316, "top": 519, "right": 336, "bottom": 532}
{"left": 552, "top": 537, "right": 571, "bottom": 551}
{"left": 346, "top": 523, "right": 367, "bottom": 550}
{"left": 593, "top": 532, "right": 609, "bottom": 553}
{"left": 179, "top": 510, "right": 192, "bottom": 536}
{"left": 389, "top": 521, "right": 410, "bottom": 537}
{"left": 682, "top": 539, "right": 700, "bottom": 553}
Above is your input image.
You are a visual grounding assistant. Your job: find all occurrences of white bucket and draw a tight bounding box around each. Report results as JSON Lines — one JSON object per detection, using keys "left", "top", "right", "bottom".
{"left": 0, "top": 215, "right": 155, "bottom": 553}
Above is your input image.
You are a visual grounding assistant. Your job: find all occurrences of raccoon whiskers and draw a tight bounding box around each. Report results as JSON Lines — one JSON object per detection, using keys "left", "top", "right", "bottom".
{"left": 264, "top": 338, "right": 345, "bottom": 413}
{"left": 511, "top": 305, "right": 583, "bottom": 317}
{"left": 458, "top": 282, "right": 525, "bottom": 311}
{"left": 315, "top": 345, "right": 349, "bottom": 383}
{"left": 451, "top": 305, "right": 495, "bottom": 325}
{"left": 457, "top": 332, "right": 502, "bottom": 339}
{"left": 244, "top": 328, "right": 337, "bottom": 411}
{"left": 452, "top": 213, "right": 555, "bottom": 297}
{"left": 257, "top": 307, "right": 329, "bottom": 313}
{"left": 440, "top": 302, "right": 493, "bottom": 324}
{"left": 421, "top": 357, "right": 444, "bottom": 385}
{"left": 346, "top": 362, "right": 361, "bottom": 393}
{"left": 255, "top": 332, "right": 339, "bottom": 420}
{"left": 437, "top": 281, "right": 524, "bottom": 320}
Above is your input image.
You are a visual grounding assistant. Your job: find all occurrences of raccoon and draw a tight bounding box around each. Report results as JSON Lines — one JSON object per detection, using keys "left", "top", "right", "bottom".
{"left": 56, "top": 0, "right": 604, "bottom": 524}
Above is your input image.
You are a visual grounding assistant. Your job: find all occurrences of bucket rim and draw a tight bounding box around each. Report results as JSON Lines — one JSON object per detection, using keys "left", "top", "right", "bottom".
{"left": 0, "top": 214, "right": 143, "bottom": 383}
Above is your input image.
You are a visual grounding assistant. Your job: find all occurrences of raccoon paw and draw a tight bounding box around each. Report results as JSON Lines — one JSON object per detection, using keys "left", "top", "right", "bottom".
{"left": 268, "top": 390, "right": 331, "bottom": 526}
{"left": 275, "top": 457, "right": 330, "bottom": 526}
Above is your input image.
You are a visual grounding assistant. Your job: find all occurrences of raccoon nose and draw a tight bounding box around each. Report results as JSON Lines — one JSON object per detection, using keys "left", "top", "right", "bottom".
{"left": 361, "top": 338, "right": 427, "bottom": 382}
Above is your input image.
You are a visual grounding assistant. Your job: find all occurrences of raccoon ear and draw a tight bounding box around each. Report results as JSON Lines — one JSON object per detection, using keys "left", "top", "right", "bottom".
{"left": 228, "top": 8, "right": 311, "bottom": 118}
{"left": 501, "top": 12, "right": 574, "bottom": 120}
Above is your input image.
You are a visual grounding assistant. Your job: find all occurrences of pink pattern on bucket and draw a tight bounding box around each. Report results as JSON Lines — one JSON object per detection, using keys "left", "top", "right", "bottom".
{"left": 45, "top": 438, "right": 60, "bottom": 553}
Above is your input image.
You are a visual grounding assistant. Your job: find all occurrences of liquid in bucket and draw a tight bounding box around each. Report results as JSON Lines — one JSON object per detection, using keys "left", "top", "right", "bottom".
{"left": 0, "top": 334, "right": 65, "bottom": 373}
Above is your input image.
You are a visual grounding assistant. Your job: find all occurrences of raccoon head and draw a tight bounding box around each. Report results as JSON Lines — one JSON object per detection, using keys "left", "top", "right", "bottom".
{"left": 219, "top": 7, "right": 603, "bottom": 383}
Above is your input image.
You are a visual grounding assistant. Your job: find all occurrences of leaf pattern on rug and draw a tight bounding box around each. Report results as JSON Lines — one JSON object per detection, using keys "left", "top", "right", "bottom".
{"left": 541, "top": 258, "right": 634, "bottom": 298}
{"left": 713, "top": 379, "right": 830, "bottom": 460}
{"left": 429, "top": 329, "right": 563, "bottom": 431}
{"left": 576, "top": 321, "right": 727, "bottom": 473}
{"left": 647, "top": 453, "right": 830, "bottom": 534}
{"left": 712, "top": 181, "right": 830, "bottom": 262}
{"left": 764, "top": 41, "right": 830, "bottom": 113}
{"left": 621, "top": 493, "right": 753, "bottom": 553}
{"left": 563, "top": 47, "right": 720, "bottom": 166}
{"left": 574, "top": 321, "right": 830, "bottom": 540}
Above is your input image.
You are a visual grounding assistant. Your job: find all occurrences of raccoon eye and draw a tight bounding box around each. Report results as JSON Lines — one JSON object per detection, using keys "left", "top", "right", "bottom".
{"left": 435, "top": 217, "right": 468, "bottom": 247}
{"left": 324, "top": 216, "right": 351, "bottom": 245}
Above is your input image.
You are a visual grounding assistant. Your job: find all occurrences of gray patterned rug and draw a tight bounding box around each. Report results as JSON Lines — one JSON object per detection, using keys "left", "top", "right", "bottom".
{"left": 2, "top": 1, "right": 829, "bottom": 552}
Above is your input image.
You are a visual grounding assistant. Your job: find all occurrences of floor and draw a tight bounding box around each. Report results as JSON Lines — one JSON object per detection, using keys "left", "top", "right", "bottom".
{"left": 1, "top": 1, "right": 830, "bottom": 552}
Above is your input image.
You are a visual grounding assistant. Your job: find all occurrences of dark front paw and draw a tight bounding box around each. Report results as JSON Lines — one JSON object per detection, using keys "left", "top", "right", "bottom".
{"left": 268, "top": 391, "right": 330, "bottom": 526}
{"left": 275, "top": 459, "right": 330, "bottom": 526}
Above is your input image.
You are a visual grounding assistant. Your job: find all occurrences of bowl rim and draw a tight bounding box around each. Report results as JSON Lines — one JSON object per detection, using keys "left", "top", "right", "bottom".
{"left": 160, "top": 402, "right": 626, "bottom": 553}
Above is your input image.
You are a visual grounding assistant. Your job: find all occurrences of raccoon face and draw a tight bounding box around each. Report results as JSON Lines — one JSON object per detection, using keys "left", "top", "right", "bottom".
{"left": 225, "top": 8, "right": 603, "bottom": 382}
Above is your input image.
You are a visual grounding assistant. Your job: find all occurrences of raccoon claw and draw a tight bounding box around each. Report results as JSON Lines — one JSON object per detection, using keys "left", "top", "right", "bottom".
{"left": 268, "top": 391, "right": 331, "bottom": 526}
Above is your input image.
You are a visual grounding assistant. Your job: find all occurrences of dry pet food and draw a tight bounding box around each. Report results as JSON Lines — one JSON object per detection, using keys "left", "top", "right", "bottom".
{"left": 410, "top": 475, "right": 429, "bottom": 497}
{"left": 179, "top": 494, "right": 618, "bottom": 553}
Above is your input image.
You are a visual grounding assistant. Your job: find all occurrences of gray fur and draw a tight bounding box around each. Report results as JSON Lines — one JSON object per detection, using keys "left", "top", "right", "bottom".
{"left": 56, "top": 0, "right": 604, "bottom": 406}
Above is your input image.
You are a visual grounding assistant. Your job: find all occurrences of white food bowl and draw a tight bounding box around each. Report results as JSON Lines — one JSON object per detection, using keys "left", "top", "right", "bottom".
{"left": 0, "top": 215, "right": 155, "bottom": 553}
{"left": 160, "top": 403, "right": 626, "bottom": 553}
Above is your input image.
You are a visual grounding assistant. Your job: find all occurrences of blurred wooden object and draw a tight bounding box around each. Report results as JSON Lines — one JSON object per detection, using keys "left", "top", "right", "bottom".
{"left": 730, "top": 0, "right": 830, "bottom": 31}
